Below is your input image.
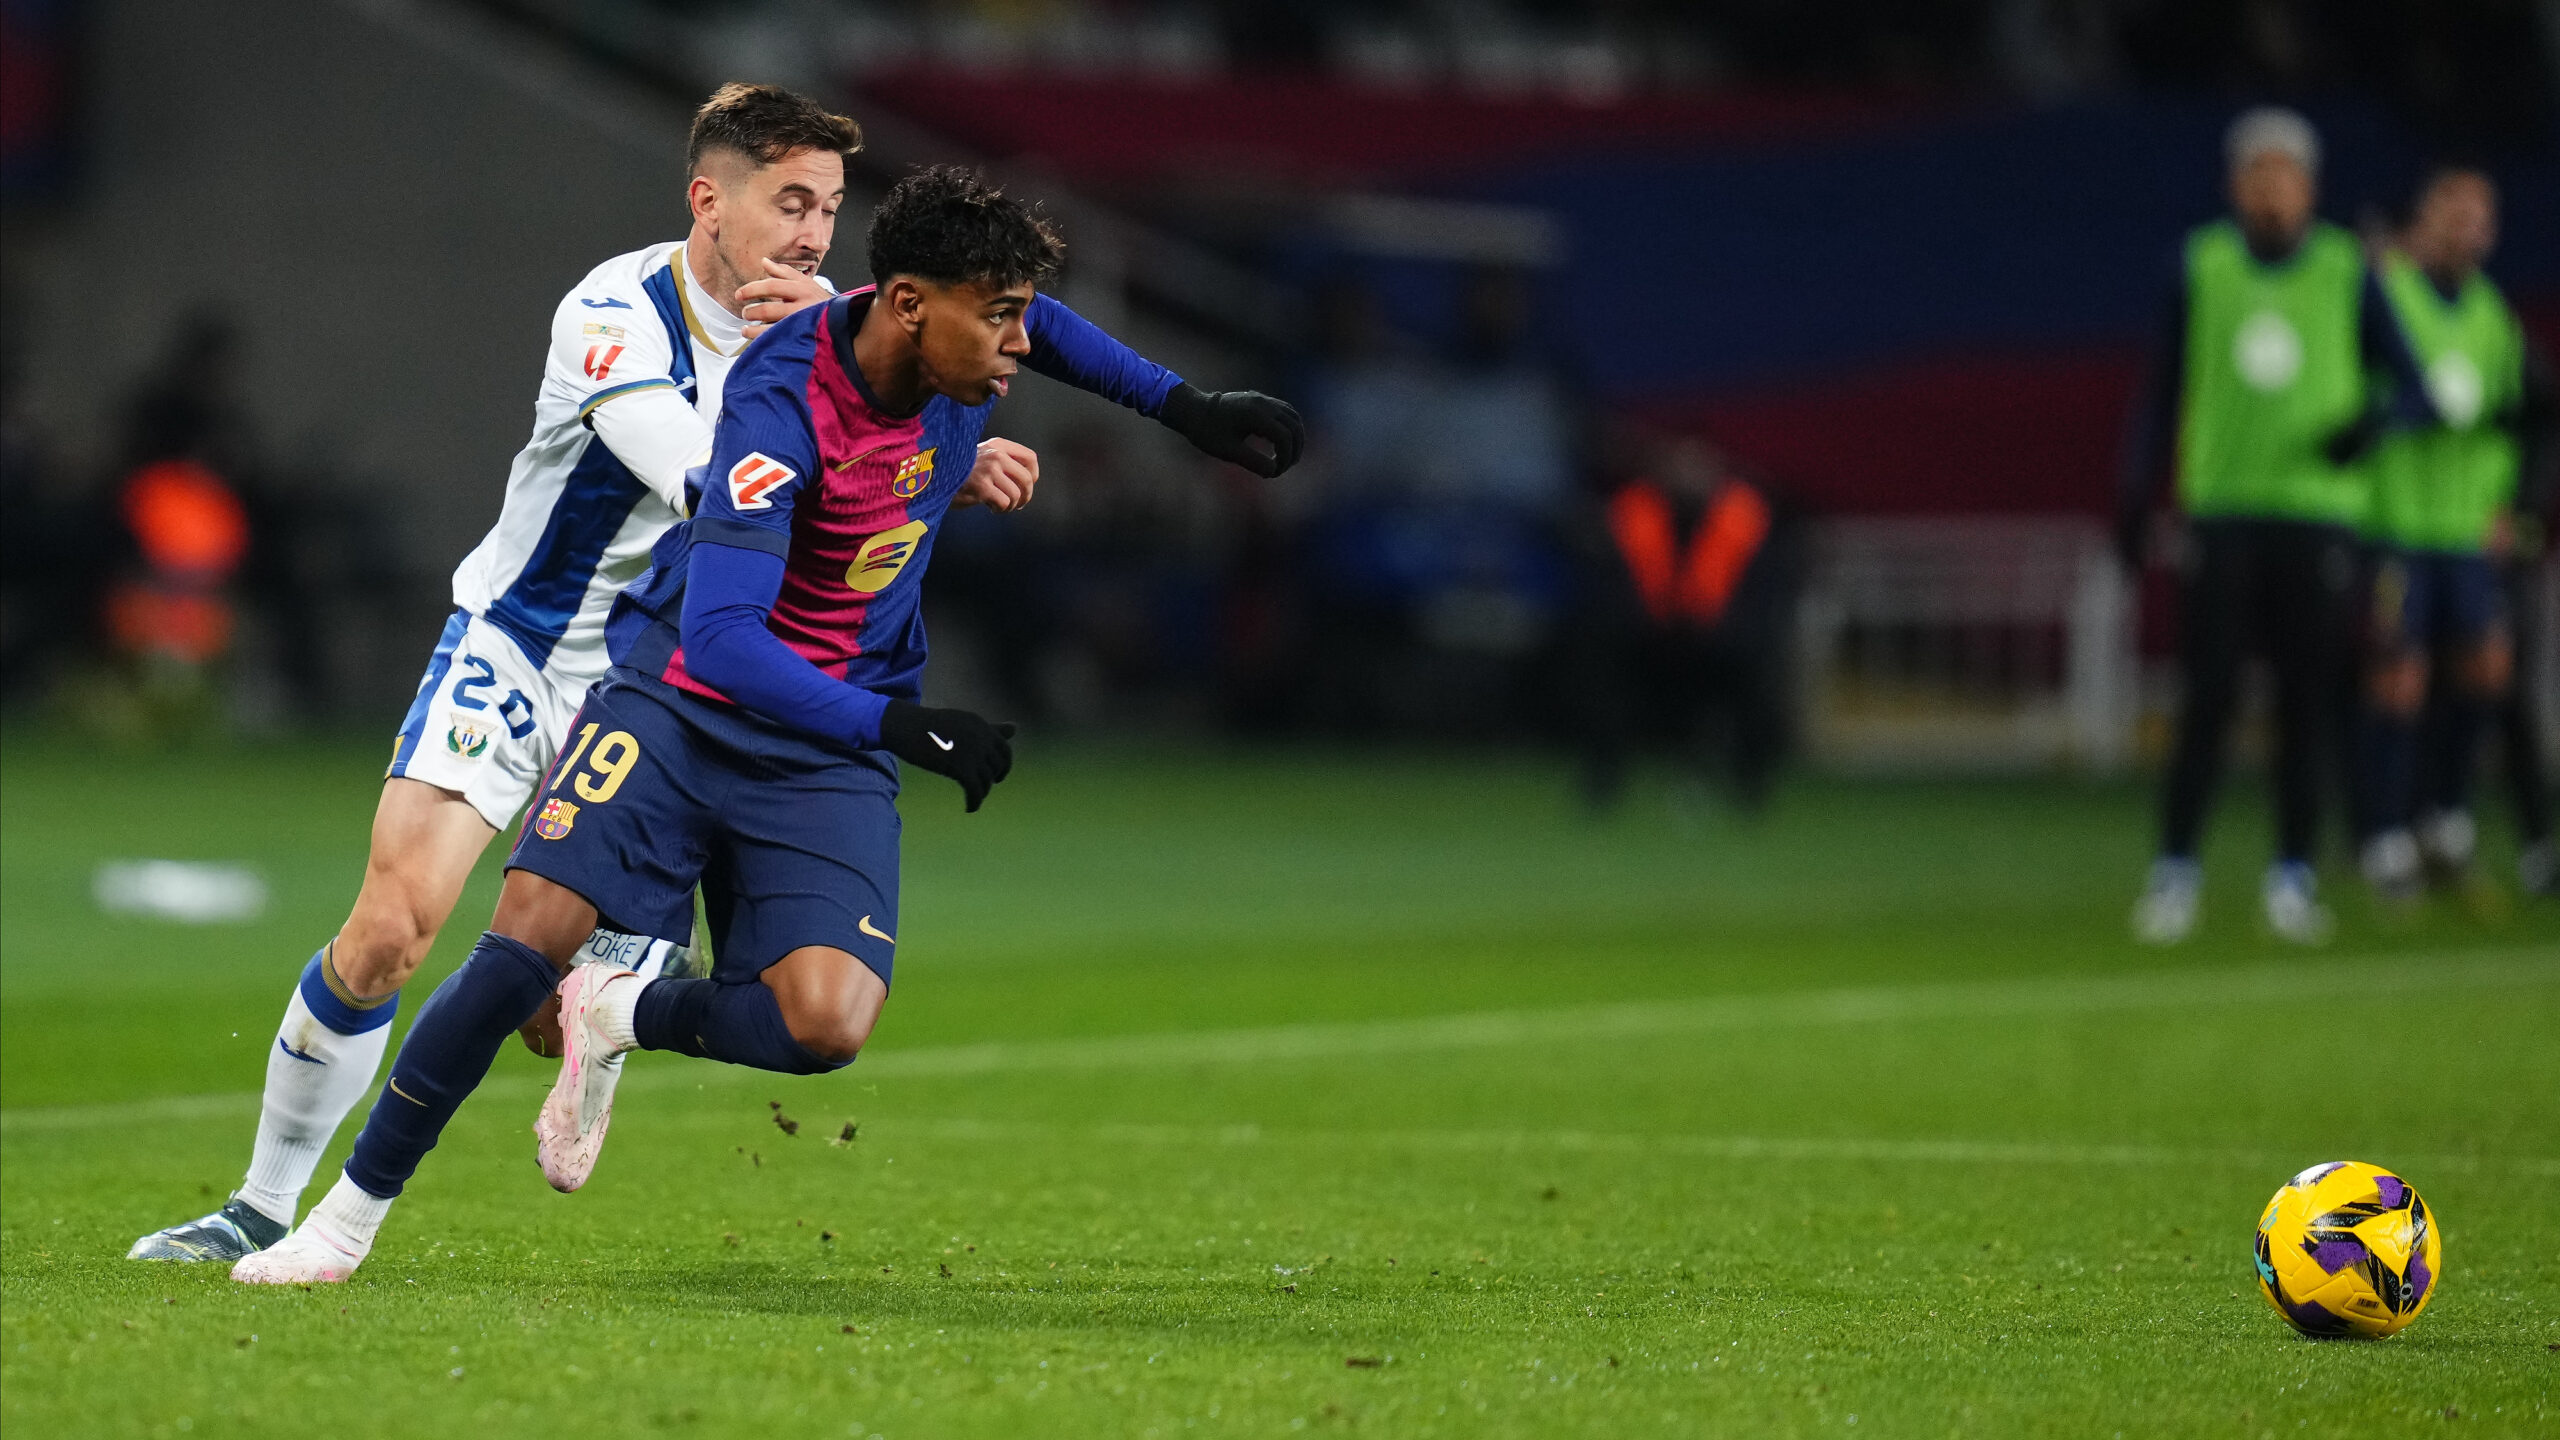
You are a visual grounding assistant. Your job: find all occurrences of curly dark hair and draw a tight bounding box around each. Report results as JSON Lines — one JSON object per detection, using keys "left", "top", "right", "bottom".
{"left": 866, "top": 165, "right": 1065, "bottom": 291}
{"left": 687, "top": 83, "right": 862, "bottom": 173}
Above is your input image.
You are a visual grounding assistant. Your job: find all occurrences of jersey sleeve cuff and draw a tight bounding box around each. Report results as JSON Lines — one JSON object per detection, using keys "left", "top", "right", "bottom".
{"left": 845, "top": 686, "right": 892, "bottom": 748}
{"left": 692, "top": 518, "right": 794, "bottom": 557}
{"left": 577, "top": 378, "right": 681, "bottom": 424}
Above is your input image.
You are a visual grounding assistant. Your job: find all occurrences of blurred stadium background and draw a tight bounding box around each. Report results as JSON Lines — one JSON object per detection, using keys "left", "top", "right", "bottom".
{"left": 7, "top": 6, "right": 2560, "bottom": 1433}
{"left": 6, "top": 0, "right": 2554, "bottom": 776}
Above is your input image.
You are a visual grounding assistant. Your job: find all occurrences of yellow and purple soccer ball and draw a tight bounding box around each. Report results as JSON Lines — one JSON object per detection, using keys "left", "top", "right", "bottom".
{"left": 2253, "top": 1161, "right": 2441, "bottom": 1339}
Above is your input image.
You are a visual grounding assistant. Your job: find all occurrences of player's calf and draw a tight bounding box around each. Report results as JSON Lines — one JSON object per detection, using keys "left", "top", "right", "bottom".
{"left": 2454, "top": 631, "right": 2511, "bottom": 701}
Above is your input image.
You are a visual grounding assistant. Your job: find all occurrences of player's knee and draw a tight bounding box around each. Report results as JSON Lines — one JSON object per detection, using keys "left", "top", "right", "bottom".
{"left": 335, "top": 891, "right": 439, "bottom": 997}
{"left": 2367, "top": 657, "right": 2425, "bottom": 717}
{"left": 486, "top": 870, "right": 600, "bottom": 970}
{"left": 782, "top": 1009, "right": 872, "bottom": 1067}
{"left": 775, "top": 986, "right": 879, "bottom": 1066}
{"left": 2459, "top": 638, "right": 2512, "bottom": 698}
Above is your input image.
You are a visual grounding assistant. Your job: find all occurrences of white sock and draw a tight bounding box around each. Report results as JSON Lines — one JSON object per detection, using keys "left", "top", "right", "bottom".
{"left": 594, "top": 971, "right": 645, "bottom": 1053}
{"left": 306, "top": 1171, "right": 393, "bottom": 1252}
{"left": 238, "top": 988, "right": 391, "bottom": 1226}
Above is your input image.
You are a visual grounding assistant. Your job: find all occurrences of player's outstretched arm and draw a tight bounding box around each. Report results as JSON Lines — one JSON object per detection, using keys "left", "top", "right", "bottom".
{"left": 1023, "top": 294, "right": 1305, "bottom": 477}
{"left": 1158, "top": 382, "right": 1305, "bottom": 478}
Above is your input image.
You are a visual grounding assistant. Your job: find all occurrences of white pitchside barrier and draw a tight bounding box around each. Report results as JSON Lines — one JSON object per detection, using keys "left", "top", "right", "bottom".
{"left": 1797, "top": 517, "right": 2138, "bottom": 773}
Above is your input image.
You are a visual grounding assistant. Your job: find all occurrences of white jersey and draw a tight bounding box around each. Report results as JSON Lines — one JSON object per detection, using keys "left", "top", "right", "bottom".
{"left": 447, "top": 242, "right": 825, "bottom": 687}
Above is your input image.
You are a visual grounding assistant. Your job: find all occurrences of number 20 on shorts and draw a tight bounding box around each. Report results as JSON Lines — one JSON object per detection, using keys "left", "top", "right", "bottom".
{"left": 551, "top": 723, "right": 640, "bottom": 803}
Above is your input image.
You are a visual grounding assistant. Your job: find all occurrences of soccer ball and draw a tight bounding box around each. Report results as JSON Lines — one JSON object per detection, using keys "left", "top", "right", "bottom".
{"left": 2253, "top": 1161, "right": 2441, "bottom": 1339}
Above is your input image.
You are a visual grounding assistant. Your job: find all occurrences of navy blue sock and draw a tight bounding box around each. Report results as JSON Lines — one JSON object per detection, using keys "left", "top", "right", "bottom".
{"left": 633, "top": 976, "right": 847, "bottom": 1075}
{"left": 2431, "top": 698, "right": 2486, "bottom": 813}
{"left": 2359, "top": 711, "right": 2418, "bottom": 836}
{"left": 344, "top": 932, "right": 558, "bottom": 1198}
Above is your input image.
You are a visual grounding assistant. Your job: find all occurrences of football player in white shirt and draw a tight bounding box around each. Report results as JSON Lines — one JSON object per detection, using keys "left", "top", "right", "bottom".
{"left": 131, "top": 83, "right": 1037, "bottom": 1263}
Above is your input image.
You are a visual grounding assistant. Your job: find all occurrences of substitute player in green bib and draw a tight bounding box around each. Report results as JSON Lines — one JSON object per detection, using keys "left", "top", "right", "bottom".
{"left": 2118, "top": 107, "right": 2434, "bottom": 944}
{"left": 2354, "top": 165, "right": 2557, "bottom": 898}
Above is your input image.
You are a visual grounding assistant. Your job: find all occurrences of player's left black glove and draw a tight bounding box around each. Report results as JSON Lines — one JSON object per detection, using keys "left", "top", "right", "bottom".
{"left": 1159, "top": 383, "right": 1306, "bottom": 478}
{"left": 878, "top": 700, "right": 1016, "bottom": 813}
{"left": 2322, "top": 412, "right": 2383, "bottom": 467}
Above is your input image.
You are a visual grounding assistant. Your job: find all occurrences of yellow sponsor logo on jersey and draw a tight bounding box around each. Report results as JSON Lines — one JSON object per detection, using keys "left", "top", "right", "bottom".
{"left": 890, "top": 447, "right": 936, "bottom": 499}
{"left": 582, "top": 322, "right": 627, "bottom": 340}
{"left": 845, "top": 520, "right": 929, "bottom": 595}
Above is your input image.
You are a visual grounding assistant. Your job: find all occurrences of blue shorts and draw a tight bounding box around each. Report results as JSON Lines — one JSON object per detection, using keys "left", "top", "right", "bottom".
{"left": 2369, "top": 550, "right": 2504, "bottom": 655}
{"left": 504, "top": 670, "right": 902, "bottom": 986}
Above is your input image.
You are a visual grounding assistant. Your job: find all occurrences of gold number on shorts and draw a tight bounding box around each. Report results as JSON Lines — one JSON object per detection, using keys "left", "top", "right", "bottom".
{"left": 573, "top": 730, "right": 641, "bottom": 804}
{"left": 550, "top": 722, "right": 599, "bottom": 793}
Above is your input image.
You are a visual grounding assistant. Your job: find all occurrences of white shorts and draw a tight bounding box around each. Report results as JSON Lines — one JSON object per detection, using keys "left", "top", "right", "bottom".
{"left": 386, "top": 609, "right": 588, "bottom": 831}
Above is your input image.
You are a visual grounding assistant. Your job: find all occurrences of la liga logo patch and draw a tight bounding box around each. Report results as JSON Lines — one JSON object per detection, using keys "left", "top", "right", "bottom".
{"left": 531, "top": 797, "right": 579, "bottom": 840}
{"left": 728, "top": 453, "right": 795, "bottom": 511}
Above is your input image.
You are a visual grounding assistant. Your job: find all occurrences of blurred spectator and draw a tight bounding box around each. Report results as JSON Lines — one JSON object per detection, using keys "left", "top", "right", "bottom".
{"left": 115, "top": 311, "right": 349, "bottom": 723}
{"left": 1303, "top": 265, "right": 1577, "bottom": 511}
{"left": 105, "top": 455, "right": 249, "bottom": 669}
{"left": 0, "top": 288, "right": 113, "bottom": 705}
{"left": 1292, "top": 266, "right": 1589, "bottom": 733}
{"left": 1567, "top": 435, "right": 1802, "bottom": 813}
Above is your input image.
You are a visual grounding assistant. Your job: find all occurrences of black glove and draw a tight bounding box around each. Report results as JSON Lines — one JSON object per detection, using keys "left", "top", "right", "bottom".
{"left": 2113, "top": 507, "right": 2149, "bottom": 574}
{"left": 877, "top": 701, "right": 1015, "bottom": 812}
{"left": 2322, "top": 412, "right": 2383, "bottom": 467}
{"left": 1159, "top": 383, "right": 1306, "bottom": 478}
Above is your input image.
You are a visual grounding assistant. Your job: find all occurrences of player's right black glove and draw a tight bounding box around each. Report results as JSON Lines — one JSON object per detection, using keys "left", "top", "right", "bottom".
{"left": 878, "top": 700, "right": 1015, "bottom": 813}
{"left": 2113, "top": 505, "right": 2150, "bottom": 574}
{"left": 2322, "top": 412, "right": 2383, "bottom": 467}
{"left": 1159, "top": 383, "right": 1306, "bottom": 478}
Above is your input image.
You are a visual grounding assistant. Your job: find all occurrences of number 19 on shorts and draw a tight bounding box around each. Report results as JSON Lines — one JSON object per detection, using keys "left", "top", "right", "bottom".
{"left": 530, "top": 722, "right": 640, "bottom": 840}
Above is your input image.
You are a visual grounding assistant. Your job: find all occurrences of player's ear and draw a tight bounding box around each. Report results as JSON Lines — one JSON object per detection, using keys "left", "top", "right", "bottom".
{"left": 687, "top": 173, "right": 719, "bottom": 227}
{"left": 886, "top": 278, "right": 928, "bottom": 332}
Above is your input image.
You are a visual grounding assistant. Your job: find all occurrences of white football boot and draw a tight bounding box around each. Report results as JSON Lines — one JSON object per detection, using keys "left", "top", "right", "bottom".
{"left": 2131, "top": 857, "right": 2202, "bottom": 944}
{"left": 2262, "top": 862, "right": 2334, "bottom": 946}
{"left": 2519, "top": 839, "right": 2560, "bottom": 897}
{"left": 230, "top": 1215, "right": 368, "bottom": 1284}
{"left": 535, "top": 963, "right": 636, "bottom": 1192}
{"left": 2415, "top": 808, "right": 2477, "bottom": 882}
{"left": 2359, "top": 828, "right": 2423, "bottom": 904}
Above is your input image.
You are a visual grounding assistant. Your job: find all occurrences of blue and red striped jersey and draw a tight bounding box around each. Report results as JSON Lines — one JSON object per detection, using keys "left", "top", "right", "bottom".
{"left": 606, "top": 287, "right": 1179, "bottom": 741}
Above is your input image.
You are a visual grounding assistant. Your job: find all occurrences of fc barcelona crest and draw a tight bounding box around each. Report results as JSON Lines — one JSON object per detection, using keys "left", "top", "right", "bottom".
{"left": 890, "top": 447, "right": 936, "bottom": 498}
{"left": 531, "top": 797, "right": 579, "bottom": 840}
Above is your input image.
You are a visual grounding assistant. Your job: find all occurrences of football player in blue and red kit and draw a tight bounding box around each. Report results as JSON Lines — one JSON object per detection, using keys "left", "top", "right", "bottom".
{"left": 234, "top": 166, "right": 1304, "bottom": 1283}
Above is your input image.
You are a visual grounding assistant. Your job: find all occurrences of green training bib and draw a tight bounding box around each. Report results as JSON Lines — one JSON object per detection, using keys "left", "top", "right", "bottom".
{"left": 2175, "top": 221, "right": 2369, "bottom": 525}
{"left": 2364, "top": 252, "right": 2523, "bottom": 553}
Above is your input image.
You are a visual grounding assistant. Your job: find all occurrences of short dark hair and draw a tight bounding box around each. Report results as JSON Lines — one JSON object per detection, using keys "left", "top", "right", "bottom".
{"left": 2411, "top": 160, "right": 2491, "bottom": 209}
{"left": 688, "top": 83, "right": 862, "bottom": 174}
{"left": 866, "top": 165, "right": 1065, "bottom": 292}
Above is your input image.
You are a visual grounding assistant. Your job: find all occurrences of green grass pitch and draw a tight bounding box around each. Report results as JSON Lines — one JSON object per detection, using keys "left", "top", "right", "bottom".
{"left": 3, "top": 735, "right": 2555, "bottom": 1437}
